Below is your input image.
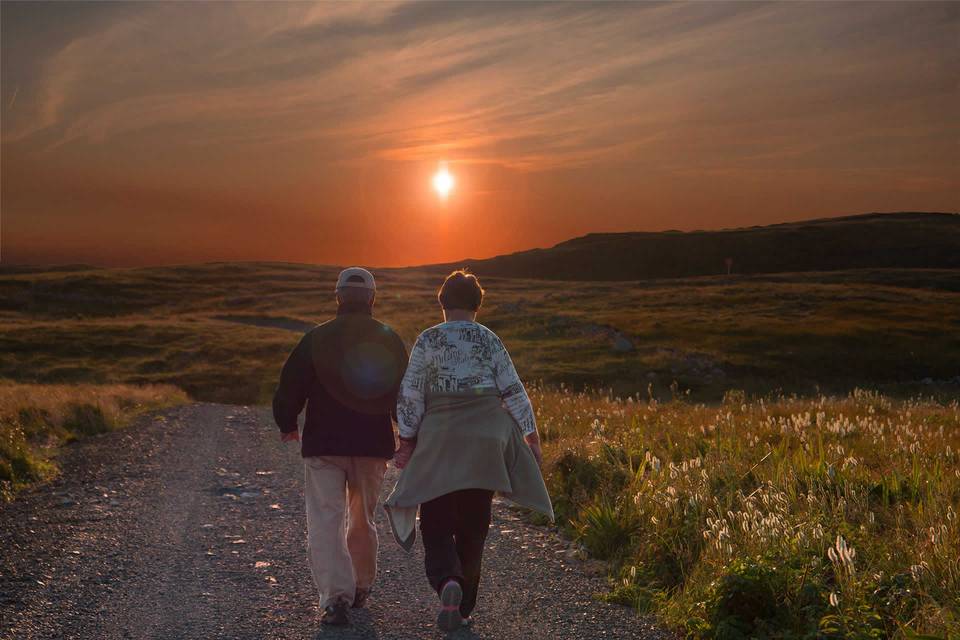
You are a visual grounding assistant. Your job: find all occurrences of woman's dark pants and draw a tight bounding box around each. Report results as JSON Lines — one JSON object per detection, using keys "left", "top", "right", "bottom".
{"left": 419, "top": 488, "right": 495, "bottom": 617}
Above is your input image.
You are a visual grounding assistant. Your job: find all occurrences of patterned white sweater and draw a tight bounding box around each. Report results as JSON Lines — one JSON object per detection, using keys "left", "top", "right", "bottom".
{"left": 396, "top": 321, "right": 537, "bottom": 438}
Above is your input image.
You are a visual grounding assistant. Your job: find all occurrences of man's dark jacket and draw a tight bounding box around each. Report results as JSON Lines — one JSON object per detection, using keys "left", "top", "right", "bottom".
{"left": 272, "top": 304, "right": 408, "bottom": 459}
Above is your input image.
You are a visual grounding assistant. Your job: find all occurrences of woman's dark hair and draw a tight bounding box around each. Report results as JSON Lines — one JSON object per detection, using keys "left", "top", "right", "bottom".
{"left": 438, "top": 269, "right": 484, "bottom": 312}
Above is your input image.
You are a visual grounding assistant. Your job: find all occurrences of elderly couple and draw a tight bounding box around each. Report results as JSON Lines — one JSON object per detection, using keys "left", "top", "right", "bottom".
{"left": 272, "top": 267, "right": 553, "bottom": 632}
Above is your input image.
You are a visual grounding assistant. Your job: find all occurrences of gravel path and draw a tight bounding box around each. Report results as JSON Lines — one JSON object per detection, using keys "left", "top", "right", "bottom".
{"left": 0, "top": 404, "right": 671, "bottom": 640}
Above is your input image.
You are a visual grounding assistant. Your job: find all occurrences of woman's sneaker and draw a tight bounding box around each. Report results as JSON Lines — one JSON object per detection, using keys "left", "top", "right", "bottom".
{"left": 437, "top": 580, "right": 463, "bottom": 632}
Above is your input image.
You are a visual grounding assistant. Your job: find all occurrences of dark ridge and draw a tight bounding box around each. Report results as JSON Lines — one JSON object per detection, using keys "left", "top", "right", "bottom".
{"left": 425, "top": 212, "right": 960, "bottom": 281}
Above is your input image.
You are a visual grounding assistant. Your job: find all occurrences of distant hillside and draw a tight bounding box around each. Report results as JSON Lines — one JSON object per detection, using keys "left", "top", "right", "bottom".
{"left": 431, "top": 212, "right": 960, "bottom": 280}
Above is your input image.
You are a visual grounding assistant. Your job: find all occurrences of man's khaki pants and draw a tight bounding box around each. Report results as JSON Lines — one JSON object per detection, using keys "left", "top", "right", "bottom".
{"left": 304, "top": 456, "right": 387, "bottom": 609}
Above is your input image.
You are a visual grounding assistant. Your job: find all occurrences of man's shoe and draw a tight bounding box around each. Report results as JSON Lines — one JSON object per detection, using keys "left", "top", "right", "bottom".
{"left": 352, "top": 587, "right": 371, "bottom": 609}
{"left": 437, "top": 580, "right": 463, "bottom": 632}
{"left": 321, "top": 599, "right": 350, "bottom": 626}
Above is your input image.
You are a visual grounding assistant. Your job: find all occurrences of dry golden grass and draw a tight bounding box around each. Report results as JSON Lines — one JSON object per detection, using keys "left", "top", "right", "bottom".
{"left": 0, "top": 383, "right": 187, "bottom": 496}
{"left": 2, "top": 264, "right": 959, "bottom": 404}
{"left": 0, "top": 383, "right": 187, "bottom": 426}
{"left": 534, "top": 385, "right": 960, "bottom": 638}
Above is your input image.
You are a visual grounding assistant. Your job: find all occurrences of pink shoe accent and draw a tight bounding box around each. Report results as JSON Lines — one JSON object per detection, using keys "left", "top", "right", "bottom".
{"left": 437, "top": 580, "right": 463, "bottom": 632}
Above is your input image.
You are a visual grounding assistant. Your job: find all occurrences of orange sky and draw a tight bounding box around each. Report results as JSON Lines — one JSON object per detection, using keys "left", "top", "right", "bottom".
{"left": 2, "top": 1, "right": 958, "bottom": 267}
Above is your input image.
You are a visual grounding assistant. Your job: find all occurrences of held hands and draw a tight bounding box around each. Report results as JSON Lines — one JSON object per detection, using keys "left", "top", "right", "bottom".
{"left": 280, "top": 430, "right": 300, "bottom": 443}
{"left": 394, "top": 438, "right": 416, "bottom": 469}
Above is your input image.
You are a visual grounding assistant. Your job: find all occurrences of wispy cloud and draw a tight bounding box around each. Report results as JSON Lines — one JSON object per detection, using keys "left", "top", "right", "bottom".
{"left": 4, "top": 1, "right": 951, "bottom": 169}
{"left": 1, "top": 1, "right": 957, "bottom": 265}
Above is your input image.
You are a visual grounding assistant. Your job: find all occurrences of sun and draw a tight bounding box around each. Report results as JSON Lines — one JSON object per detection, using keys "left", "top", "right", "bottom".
{"left": 432, "top": 164, "right": 455, "bottom": 199}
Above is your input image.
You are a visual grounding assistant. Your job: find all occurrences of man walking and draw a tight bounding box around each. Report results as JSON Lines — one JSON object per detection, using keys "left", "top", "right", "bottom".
{"left": 273, "top": 267, "right": 408, "bottom": 626}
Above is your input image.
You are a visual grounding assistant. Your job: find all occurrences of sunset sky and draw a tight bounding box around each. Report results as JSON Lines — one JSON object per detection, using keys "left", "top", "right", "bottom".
{"left": 2, "top": 1, "right": 958, "bottom": 267}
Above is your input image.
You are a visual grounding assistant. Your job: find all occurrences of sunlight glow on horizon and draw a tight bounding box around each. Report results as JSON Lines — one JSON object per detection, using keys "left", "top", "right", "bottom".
{"left": 432, "top": 164, "right": 455, "bottom": 200}
{"left": 2, "top": 3, "right": 957, "bottom": 267}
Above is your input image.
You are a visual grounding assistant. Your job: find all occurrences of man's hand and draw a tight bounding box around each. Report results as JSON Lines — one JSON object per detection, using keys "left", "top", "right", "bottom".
{"left": 394, "top": 438, "right": 416, "bottom": 469}
{"left": 525, "top": 432, "right": 543, "bottom": 467}
{"left": 281, "top": 430, "right": 300, "bottom": 443}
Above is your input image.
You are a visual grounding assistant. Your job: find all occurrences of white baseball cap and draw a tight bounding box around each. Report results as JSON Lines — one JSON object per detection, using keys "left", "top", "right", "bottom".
{"left": 336, "top": 267, "right": 376, "bottom": 291}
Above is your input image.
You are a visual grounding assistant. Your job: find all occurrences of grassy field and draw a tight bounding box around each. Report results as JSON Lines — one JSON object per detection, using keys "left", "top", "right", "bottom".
{"left": 0, "top": 383, "right": 187, "bottom": 497}
{"left": 2, "top": 263, "right": 959, "bottom": 636}
{"left": 2, "top": 264, "right": 959, "bottom": 403}
{"left": 534, "top": 385, "right": 959, "bottom": 638}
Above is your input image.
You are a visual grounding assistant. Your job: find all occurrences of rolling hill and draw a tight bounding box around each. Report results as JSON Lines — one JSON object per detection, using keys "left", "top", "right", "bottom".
{"left": 1, "top": 211, "right": 958, "bottom": 403}
{"left": 430, "top": 212, "right": 960, "bottom": 280}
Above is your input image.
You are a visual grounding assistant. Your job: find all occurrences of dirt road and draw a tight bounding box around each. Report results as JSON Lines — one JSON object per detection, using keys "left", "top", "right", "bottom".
{"left": 0, "top": 404, "right": 668, "bottom": 639}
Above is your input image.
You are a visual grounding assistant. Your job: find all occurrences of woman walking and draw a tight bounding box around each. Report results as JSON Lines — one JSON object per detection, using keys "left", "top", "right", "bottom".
{"left": 384, "top": 270, "right": 553, "bottom": 633}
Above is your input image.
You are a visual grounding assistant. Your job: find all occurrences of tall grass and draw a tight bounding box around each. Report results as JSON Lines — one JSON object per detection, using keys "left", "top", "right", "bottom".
{"left": 535, "top": 385, "right": 960, "bottom": 638}
{"left": 0, "top": 383, "right": 187, "bottom": 497}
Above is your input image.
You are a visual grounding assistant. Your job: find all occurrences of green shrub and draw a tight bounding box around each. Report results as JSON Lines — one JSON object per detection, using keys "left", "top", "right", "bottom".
{"left": 818, "top": 605, "right": 885, "bottom": 639}
{"left": 17, "top": 407, "right": 51, "bottom": 436}
{"left": 576, "top": 499, "right": 639, "bottom": 561}
{"left": 551, "top": 450, "right": 631, "bottom": 523}
{"left": 554, "top": 452, "right": 605, "bottom": 497}
{"left": 0, "top": 425, "right": 55, "bottom": 486}
{"left": 550, "top": 451, "right": 607, "bottom": 526}
{"left": 602, "top": 566, "right": 666, "bottom": 614}
{"left": 63, "top": 403, "right": 112, "bottom": 436}
{"left": 871, "top": 572, "right": 922, "bottom": 632}
{"left": 639, "top": 490, "right": 708, "bottom": 589}
{"left": 708, "top": 559, "right": 780, "bottom": 639}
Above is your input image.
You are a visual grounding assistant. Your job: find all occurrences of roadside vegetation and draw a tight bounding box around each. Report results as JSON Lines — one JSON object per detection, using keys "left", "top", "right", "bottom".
{"left": 534, "top": 385, "right": 960, "bottom": 638}
{"left": 0, "top": 383, "right": 187, "bottom": 498}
